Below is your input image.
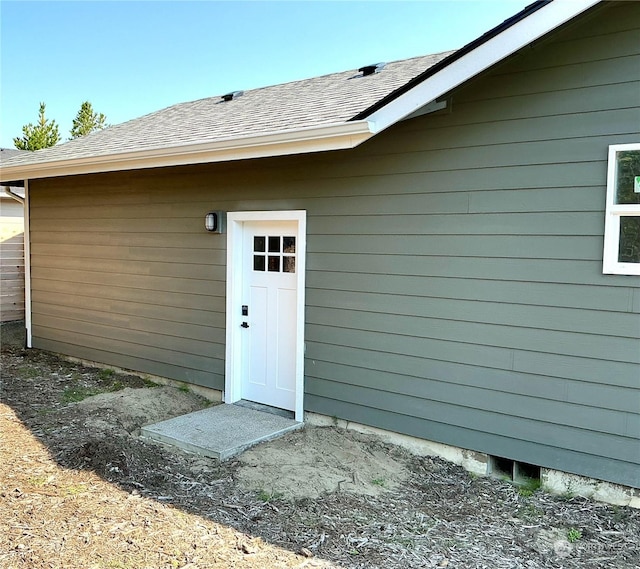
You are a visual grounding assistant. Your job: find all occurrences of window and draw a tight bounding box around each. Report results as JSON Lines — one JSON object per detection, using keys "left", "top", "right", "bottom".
{"left": 253, "top": 235, "right": 296, "bottom": 273}
{"left": 603, "top": 144, "right": 640, "bottom": 275}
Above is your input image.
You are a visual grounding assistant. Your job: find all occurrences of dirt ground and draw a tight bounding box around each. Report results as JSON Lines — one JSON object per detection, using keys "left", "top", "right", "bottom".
{"left": 1, "top": 322, "right": 639, "bottom": 569}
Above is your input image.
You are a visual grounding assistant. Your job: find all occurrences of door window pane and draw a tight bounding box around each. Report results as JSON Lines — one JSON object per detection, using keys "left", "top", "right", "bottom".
{"left": 283, "top": 257, "right": 296, "bottom": 273}
{"left": 268, "top": 236, "right": 280, "bottom": 253}
{"left": 254, "top": 236, "right": 266, "bottom": 253}
{"left": 253, "top": 255, "right": 266, "bottom": 271}
{"left": 283, "top": 236, "right": 296, "bottom": 253}
{"left": 268, "top": 256, "right": 280, "bottom": 272}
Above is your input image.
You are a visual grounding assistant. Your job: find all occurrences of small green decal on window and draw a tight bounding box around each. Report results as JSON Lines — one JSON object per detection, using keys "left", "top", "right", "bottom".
{"left": 635, "top": 176, "right": 640, "bottom": 194}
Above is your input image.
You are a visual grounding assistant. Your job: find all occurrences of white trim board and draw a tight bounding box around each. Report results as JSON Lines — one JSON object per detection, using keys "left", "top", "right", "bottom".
{"left": 366, "top": 0, "right": 602, "bottom": 133}
{"left": 224, "top": 210, "right": 307, "bottom": 422}
{"left": 24, "top": 180, "right": 32, "bottom": 348}
{"left": 0, "top": 122, "right": 374, "bottom": 182}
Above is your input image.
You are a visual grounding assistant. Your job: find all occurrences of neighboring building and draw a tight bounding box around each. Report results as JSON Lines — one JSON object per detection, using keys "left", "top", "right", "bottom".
{"left": 0, "top": 149, "right": 26, "bottom": 322}
{"left": 1, "top": 1, "right": 638, "bottom": 492}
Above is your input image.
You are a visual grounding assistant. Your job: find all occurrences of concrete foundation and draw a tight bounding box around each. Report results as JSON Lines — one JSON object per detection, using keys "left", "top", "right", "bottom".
{"left": 306, "top": 412, "right": 639, "bottom": 509}
{"left": 542, "top": 469, "right": 640, "bottom": 508}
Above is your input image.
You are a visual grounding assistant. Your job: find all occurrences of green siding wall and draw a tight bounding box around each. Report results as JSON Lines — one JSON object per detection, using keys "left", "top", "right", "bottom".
{"left": 29, "top": 2, "right": 639, "bottom": 487}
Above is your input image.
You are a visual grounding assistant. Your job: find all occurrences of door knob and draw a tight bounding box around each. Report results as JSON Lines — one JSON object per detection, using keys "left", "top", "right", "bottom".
{"left": 241, "top": 322, "right": 249, "bottom": 328}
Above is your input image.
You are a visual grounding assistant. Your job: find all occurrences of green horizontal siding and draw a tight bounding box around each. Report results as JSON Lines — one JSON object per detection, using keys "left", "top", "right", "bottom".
{"left": 310, "top": 234, "right": 603, "bottom": 260}
{"left": 453, "top": 54, "right": 639, "bottom": 103}
{"left": 32, "top": 216, "right": 207, "bottom": 233}
{"left": 308, "top": 289, "right": 640, "bottom": 338}
{"left": 308, "top": 213, "right": 604, "bottom": 236}
{"left": 305, "top": 135, "right": 640, "bottom": 180}
{"left": 31, "top": 255, "right": 222, "bottom": 280}
{"left": 308, "top": 253, "right": 629, "bottom": 288}
{"left": 30, "top": 231, "right": 218, "bottom": 250}
{"left": 390, "top": 108, "right": 640, "bottom": 154}
{"left": 308, "top": 271, "right": 637, "bottom": 313}
{"left": 29, "top": 176, "right": 229, "bottom": 389}
{"left": 494, "top": 27, "right": 639, "bottom": 72}
{"left": 32, "top": 314, "right": 224, "bottom": 361}
{"left": 31, "top": 290, "right": 224, "bottom": 326}
{"left": 33, "top": 337, "right": 220, "bottom": 388}
{"left": 306, "top": 378, "right": 637, "bottom": 461}
{"left": 31, "top": 267, "right": 217, "bottom": 296}
{"left": 302, "top": 1, "right": 640, "bottom": 488}
{"left": 414, "top": 82, "right": 640, "bottom": 131}
{"left": 305, "top": 351, "right": 640, "bottom": 413}
{"left": 31, "top": 243, "right": 225, "bottom": 264}
{"left": 32, "top": 279, "right": 223, "bottom": 312}
{"left": 33, "top": 303, "right": 223, "bottom": 344}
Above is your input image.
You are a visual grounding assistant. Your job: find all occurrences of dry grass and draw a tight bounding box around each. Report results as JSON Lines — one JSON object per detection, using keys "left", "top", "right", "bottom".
{"left": 1, "top": 404, "right": 321, "bottom": 569}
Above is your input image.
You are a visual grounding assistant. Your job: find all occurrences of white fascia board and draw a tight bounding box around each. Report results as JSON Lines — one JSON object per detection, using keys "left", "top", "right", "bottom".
{"left": 367, "top": 0, "right": 602, "bottom": 133}
{"left": 0, "top": 121, "right": 375, "bottom": 181}
{"left": 2, "top": 186, "right": 25, "bottom": 203}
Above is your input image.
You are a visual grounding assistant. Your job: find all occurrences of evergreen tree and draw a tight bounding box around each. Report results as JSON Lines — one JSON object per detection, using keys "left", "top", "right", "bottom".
{"left": 13, "top": 102, "right": 60, "bottom": 150}
{"left": 70, "top": 101, "right": 108, "bottom": 139}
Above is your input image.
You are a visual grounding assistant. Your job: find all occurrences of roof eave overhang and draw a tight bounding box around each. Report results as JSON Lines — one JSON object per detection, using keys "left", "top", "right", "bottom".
{"left": 364, "top": 0, "right": 602, "bottom": 132}
{"left": 0, "top": 120, "right": 375, "bottom": 182}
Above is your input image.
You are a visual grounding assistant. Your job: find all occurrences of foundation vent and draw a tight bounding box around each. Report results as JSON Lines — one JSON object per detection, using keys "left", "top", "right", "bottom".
{"left": 489, "top": 456, "right": 541, "bottom": 486}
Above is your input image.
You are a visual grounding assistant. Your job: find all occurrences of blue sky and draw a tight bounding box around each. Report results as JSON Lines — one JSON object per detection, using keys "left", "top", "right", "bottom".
{"left": 1, "top": 1, "right": 530, "bottom": 149}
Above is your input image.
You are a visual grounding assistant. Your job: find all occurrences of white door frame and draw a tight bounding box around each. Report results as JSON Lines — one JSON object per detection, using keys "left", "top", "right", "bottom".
{"left": 224, "top": 210, "right": 306, "bottom": 421}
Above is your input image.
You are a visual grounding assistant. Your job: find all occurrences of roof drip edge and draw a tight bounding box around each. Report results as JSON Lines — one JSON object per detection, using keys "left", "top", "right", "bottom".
{"left": 0, "top": 121, "right": 375, "bottom": 182}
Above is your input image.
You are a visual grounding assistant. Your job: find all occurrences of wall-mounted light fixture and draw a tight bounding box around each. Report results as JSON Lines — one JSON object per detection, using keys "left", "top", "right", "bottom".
{"left": 205, "top": 211, "right": 225, "bottom": 233}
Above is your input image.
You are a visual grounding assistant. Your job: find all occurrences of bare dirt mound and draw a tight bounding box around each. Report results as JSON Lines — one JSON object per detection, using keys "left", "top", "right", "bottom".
{"left": 75, "top": 385, "right": 209, "bottom": 434}
{"left": 237, "top": 426, "right": 408, "bottom": 500}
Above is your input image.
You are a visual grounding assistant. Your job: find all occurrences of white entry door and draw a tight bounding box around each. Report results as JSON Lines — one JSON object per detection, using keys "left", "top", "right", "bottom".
{"left": 225, "top": 212, "right": 306, "bottom": 419}
{"left": 241, "top": 221, "right": 297, "bottom": 409}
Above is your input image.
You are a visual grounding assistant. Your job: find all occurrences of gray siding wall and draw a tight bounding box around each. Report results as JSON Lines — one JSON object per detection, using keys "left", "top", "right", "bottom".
{"left": 29, "top": 2, "right": 639, "bottom": 487}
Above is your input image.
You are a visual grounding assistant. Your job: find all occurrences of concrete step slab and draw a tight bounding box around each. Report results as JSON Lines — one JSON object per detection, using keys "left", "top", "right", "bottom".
{"left": 140, "top": 403, "right": 303, "bottom": 461}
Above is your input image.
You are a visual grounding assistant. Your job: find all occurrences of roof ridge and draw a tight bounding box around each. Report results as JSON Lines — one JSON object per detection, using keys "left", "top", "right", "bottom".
{"left": 158, "top": 49, "right": 457, "bottom": 111}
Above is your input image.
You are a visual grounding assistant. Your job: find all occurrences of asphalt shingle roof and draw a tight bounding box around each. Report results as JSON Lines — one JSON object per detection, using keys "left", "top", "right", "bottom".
{"left": 1, "top": 51, "right": 453, "bottom": 169}
{"left": 0, "top": 148, "right": 28, "bottom": 162}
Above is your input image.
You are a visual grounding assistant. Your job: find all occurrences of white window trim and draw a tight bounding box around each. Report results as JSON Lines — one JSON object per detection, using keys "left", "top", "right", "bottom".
{"left": 603, "top": 143, "right": 640, "bottom": 276}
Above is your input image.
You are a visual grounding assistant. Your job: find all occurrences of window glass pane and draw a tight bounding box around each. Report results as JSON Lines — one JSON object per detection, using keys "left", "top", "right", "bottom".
{"left": 616, "top": 150, "right": 640, "bottom": 205}
{"left": 619, "top": 217, "right": 640, "bottom": 263}
{"left": 254, "top": 236, "right": 265, "bottom": 253}
{"left": 283, "top": 257, "right": 296, "bottom": 273}
{"left": 283, "top": 236, "right": 296, "bottom": 253}
{"left": 268, "top": 236, "right": 280, "bottom": 253}
{"left": 253, "top": 255, "right": 265, "bottom": 271}
{"left": 268, "top": 256, "right": 280, "bottom": 272}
